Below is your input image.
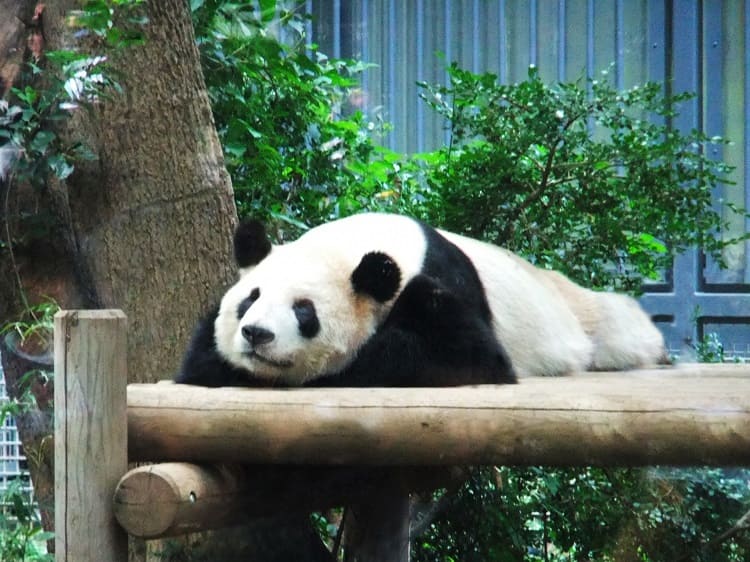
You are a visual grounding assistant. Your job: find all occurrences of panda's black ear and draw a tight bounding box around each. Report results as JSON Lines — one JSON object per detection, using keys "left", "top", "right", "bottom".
{"left": 351, "top": 251, "right": 401, "bottom": 303}
{"left": 234, "top": 219, "right": 272, "bottom": 267}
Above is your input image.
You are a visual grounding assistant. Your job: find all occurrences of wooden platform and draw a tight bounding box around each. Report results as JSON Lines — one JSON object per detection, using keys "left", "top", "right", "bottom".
{"left": 128, "top": 363, "right": 750, "bottom": 467}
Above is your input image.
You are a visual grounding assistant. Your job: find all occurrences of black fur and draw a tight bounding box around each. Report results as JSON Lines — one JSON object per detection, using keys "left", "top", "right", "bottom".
{"left": 418, "top": 222, "right": 494, "bottom": 324}
{"left": 350, "top": 251, "right": 401, "bottom": 303}
{"left": 236, "top": 288, "right": 260, "bottom": 319}
{"left": 316, "top": 274, "right": 515, "bottom": 387}
{"left": 234, "top": 220, "right": 272, "bottom": 268}
{"left": 321, "top": 222, "right": 516, "bottom": 386}
{"left": 293, "top": 299, "right": 320, "bottom": 338}
{"left": 175, "top": 306, "right": 266, "bottom": 387}
{"left": 176, "top": 275, "right": 515, "bottom": 388}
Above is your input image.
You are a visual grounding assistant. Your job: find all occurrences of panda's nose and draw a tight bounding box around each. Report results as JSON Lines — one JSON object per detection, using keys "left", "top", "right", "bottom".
{"left": 242, "top": 325, "right": 275, "bottom": 346}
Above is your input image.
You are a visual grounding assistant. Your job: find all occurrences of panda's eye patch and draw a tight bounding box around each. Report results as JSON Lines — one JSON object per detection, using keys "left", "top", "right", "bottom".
{"left": 293, "top": 299, "right": 320, "bottom": 338}
{"left": 236, "top": 288, "right": 261, "bottom": 319}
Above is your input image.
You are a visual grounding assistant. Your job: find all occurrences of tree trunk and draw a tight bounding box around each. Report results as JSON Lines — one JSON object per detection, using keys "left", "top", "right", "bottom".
{"left": 1, "top": 1, "right": 332, "bottom": 560}
{"left": 42, "top": 0, "right": 238, "bottom": 380}
{"left": 2, "top": 0, "right": 236, "bottom": 394}
{"left": 0, "top": 0, "right": 37, "bottom": 97}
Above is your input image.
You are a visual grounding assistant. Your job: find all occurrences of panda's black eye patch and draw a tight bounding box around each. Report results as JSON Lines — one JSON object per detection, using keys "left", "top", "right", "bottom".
{"left": 293, "top": 299, "right": 319, "bottom": 338}
{"left": 236, "top": 288, "right": 260, "bottom": 319}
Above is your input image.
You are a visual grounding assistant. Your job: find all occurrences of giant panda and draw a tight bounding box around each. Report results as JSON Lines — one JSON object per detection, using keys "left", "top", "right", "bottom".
{"left": 176, "top": 213, "right": 666, "bottom": 388}
{"left": 177, "top": 213, "right": 517, "bottom": 387}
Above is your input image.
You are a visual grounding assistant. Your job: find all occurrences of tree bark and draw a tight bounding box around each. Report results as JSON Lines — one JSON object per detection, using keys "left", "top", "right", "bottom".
{"left": 1, "top": 1, "right": 257, "bottom": 560}
{"left": 41, "top": 0, "right": 238, "bottom": 380}
{"left": 0, "top": 0, "right": 37, "bottom": 97}
{"left": 6, "top": 2, "right": 337, "bottom": 559}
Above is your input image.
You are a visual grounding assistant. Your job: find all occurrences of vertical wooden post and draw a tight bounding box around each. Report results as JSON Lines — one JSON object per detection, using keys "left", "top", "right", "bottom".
{"left": 54, "top": 310, "right": 128, "bottom": 562}
{"left": 345, "top": 486, "right": 411, "bottom": 562}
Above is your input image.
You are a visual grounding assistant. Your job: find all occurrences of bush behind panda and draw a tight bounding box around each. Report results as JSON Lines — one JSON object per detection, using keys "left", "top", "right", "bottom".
{"left": 176, "top": 213, "right": 667, "bottom": 388}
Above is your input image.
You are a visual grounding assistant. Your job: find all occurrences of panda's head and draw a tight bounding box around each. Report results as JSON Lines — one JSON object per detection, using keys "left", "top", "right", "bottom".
{"left": 214, "top": 220, "right": 402, "bottom": 385}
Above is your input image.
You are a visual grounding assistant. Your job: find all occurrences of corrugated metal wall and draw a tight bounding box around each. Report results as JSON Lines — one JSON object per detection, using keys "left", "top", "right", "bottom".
{"left": 309, "top": 0, "right": 750, "bottom": 355}
{"left": 311, "top": 0, "right": 657, "bottom": 153}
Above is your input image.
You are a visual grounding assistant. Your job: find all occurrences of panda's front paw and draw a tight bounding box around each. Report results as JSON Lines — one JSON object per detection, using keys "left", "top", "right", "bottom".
{"left": 392, "top": 274, "right": 460, "bottom": 323}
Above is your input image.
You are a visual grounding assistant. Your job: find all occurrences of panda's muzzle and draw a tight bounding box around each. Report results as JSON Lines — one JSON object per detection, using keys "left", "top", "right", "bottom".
{"left": 241, "top": 325, "right": 293, "bottom": 369}
{"left": 242, "top": 325, "right": 275, "bottom": 346}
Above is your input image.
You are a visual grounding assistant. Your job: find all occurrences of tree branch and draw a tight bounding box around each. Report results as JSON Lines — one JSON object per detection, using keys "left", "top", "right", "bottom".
{"left": 674, "top": 507, "right": 750, "bottom": 562}
{"left": 497, "top": 108, "right": 588, "bottom": 243}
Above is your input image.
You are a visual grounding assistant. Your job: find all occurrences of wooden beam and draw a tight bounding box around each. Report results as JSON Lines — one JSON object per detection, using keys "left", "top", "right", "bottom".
{"left": 55, "top": 310, "right": 128, "bottom": 562}
{"left": 113, "top": 463, "right": 461, "bottom": 539}
{"left": 129, "top": 364, "right": 750, "bottom": 467}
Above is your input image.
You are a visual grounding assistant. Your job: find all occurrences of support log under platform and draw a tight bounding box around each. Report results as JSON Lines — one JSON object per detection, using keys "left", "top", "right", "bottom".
{"left": 128, "top": 363, "right": 750, "bottom": 467}
{"left": 113, "top": 463, "right": 459, "bottom": 539}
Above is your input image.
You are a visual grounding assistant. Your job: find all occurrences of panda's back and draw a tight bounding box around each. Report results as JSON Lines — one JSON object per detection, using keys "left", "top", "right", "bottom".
{"left": 439, "top": 231, "right": 594, "bottom": 376}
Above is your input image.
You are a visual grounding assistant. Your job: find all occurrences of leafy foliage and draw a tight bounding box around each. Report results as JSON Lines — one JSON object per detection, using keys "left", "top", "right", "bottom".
{"left": 416, "top": 65, "right": 746, "bottom": 290}
{"left": 0, "top": 1, "right": 145, "bottom": 192}
{"left": 0, "top": 481, "right": 53, "bottom": 562}
{"left": 0, "top": 299, "right": 58, "bottom": 351}
{"left": 192, "top": 1, "right": 428, "bottom": 239}
{"left": 193, "top": 30, "right": 749, "bottom": 288}
{"left": 71, "top": 0, "right": 148, "bottom": 49}
{"left": 5, "top": 2, "right": 745, "bottom": 559}
{"left": 0, "top": 5, "right": 143, "bottom": 560}
{"left": 0, "top": 59, "right": 102, "bottom": 191}
{"left": 413, "top": 467, "right": 750, "bottom": 562}
{"left": 189, "top": 7, "right": 750, "bottom": 560}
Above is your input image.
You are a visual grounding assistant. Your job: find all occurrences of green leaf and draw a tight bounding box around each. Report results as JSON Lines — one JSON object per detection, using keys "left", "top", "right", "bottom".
{"left": 48, "top": 154, "right": 75, "bottom": 179}
{"left": 224, "top": 143, "right": 247, "bottom": 158}
{"left": 258, "top": 0, "right": 277, "bottom": 23}
{"left": 30, "top": 131, "right": 55, "bottom": 154}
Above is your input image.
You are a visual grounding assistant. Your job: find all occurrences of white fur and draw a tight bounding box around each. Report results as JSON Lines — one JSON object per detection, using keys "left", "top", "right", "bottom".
{"left": 439, "top": 232, "right": 595, "bottom": 376}
{"left": 522, "top": 267, "right": 667, "bottom": 372}
{"left": 215, "top": 213, "right": 666, "bottom": 383}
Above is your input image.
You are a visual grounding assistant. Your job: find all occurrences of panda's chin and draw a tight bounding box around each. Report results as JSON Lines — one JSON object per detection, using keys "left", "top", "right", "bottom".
{"left": 245, "top": 351, "right": 294, "bottom": 370}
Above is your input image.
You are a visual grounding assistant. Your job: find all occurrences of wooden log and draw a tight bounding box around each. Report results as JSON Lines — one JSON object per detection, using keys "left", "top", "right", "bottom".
{"left": 54, "top": 310, "right": 128, "bottom": 562}
{"left": 113, "top": 463, "right": 462, "bottom": 539}
{"left": 113, "top": 463, "right": 248, "bottom": 539}
{"left": 128, "top": 363, "right": 750, "bottom": 467}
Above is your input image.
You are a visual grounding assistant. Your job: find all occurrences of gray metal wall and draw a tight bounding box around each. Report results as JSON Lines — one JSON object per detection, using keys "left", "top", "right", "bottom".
{"left": 309, "top": 0, "right": 750, "bottom": 356}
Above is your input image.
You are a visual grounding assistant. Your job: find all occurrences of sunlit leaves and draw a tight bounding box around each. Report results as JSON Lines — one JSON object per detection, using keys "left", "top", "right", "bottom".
{"left": 192, "top": 2, "right": 421, "bottom": 237}
{"left": 0, "top": 1, "right": 144, "bottom": 195}
{"left": 416, "top": 65, "right": 745, "bottom": 291}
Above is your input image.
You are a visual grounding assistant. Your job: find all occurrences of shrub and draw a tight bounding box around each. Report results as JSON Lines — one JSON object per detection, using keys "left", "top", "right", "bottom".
{"left": 193, "top": 1, "right": 423, "bottom": 239}
{"left": 416, "top": 65, "right": 746, "bottom": 290}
